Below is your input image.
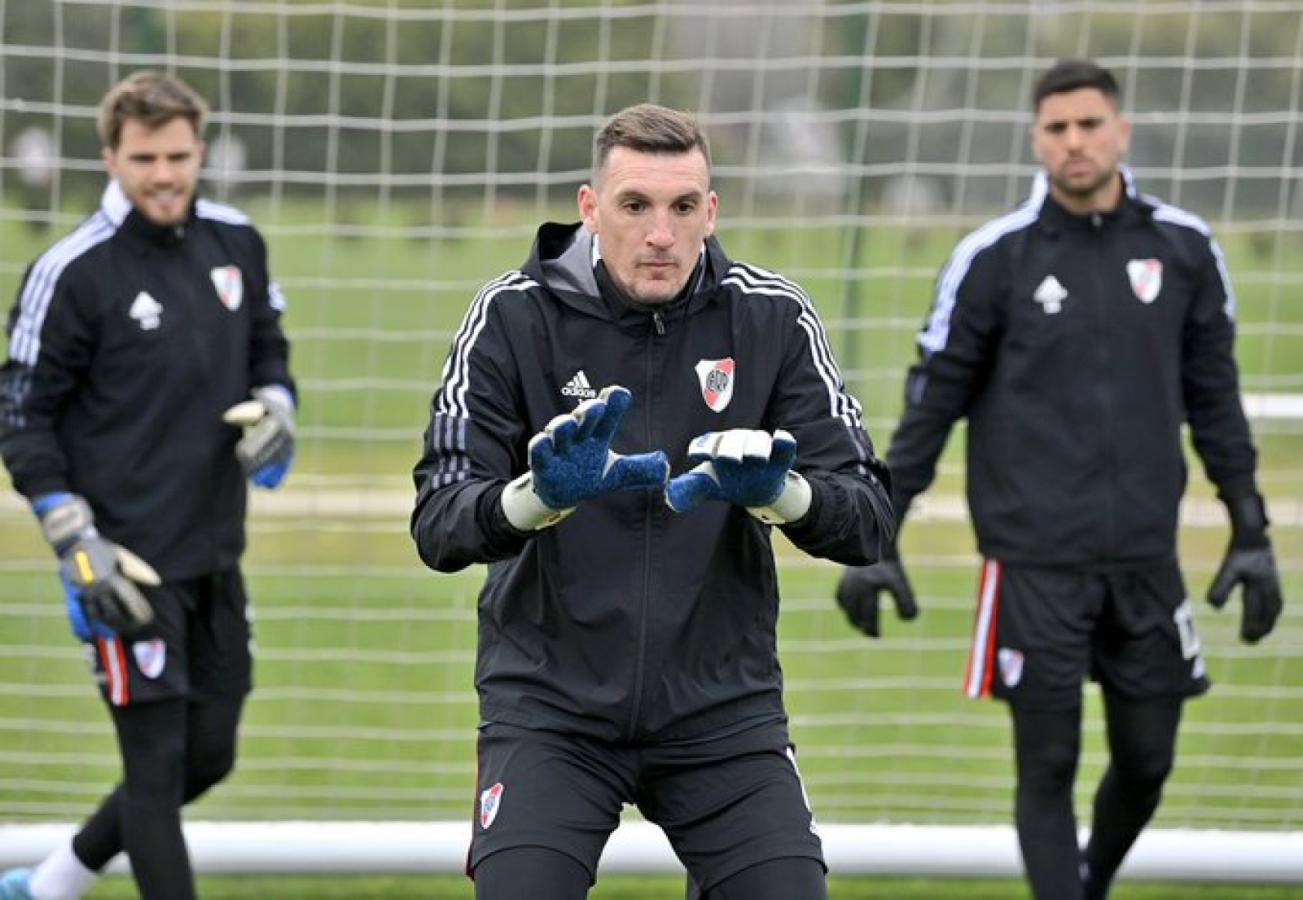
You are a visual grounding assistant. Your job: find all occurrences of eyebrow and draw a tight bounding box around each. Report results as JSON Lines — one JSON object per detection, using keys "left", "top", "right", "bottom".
{"left": 126, "top": 149, "right": 194, "bottom": 160}
{"left": 1041, "top": 115, "right": 1106, "bottom": 128}
{"left": 614, "top": 188, "right": 704, "bottom": 204}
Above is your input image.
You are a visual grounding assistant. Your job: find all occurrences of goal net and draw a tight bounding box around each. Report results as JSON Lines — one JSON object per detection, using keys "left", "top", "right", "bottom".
{"left": 2, "top": 0, "right": 1300, "bottom": 879}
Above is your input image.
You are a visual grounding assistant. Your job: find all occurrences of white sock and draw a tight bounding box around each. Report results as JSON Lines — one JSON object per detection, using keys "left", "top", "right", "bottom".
{"left": 28, "top": 840, "right": 98, "bottom": 900}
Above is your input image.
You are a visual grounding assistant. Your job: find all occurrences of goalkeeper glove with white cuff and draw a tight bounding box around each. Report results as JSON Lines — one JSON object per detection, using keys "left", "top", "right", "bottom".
{"left": 223, "top": 384, "right": 296, "bottom": 489}
{"left": 664, "top": 428, "right": 812, "bottom": 525}
{"left": 500, "top": 384, "right": 671, "bottom": 531}
{"left": 32, "top": 493, "right": 159, "bottom": 641}
{"left": 1208, "top": 492, "right": 1283, "bottom": 644}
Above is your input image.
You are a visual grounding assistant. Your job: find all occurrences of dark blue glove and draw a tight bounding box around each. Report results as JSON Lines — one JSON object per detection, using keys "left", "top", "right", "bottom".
{"left": 664, "top": 429, "right": 813, "bottom": 524}
{"left": 33, "top": 493, "right": 159, "bottom": 641}
{"left": 500, "top": 385, "right": 670, "bottom": 531}
{"left": 224, "top": 385, "right": 295, "bottom": 489}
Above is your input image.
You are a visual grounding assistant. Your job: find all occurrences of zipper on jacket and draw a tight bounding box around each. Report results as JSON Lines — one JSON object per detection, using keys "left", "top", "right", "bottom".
{"left": 626, "top": 313, "right": 660, "bottom": 739}
{"left": 1090, "top": 215, "right": 1117, "bottom": 558}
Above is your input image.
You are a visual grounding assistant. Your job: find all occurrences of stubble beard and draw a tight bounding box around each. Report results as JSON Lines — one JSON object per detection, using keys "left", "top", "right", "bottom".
{"left": 1051, "top": 164, "right": 1116, "bottom": 201}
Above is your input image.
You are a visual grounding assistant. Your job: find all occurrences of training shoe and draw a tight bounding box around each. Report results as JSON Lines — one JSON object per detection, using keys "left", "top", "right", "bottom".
{"left": 0, "top": 868, "right": 33, "bottom": 900}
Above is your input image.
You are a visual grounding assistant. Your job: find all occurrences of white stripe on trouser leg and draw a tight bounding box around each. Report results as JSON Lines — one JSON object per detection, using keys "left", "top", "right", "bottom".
{"left": 786, "top": 746, "right": 820, "bottom": 837}
{"left": 100, "top": 637, "right": 128, "bottom": 706}
{"left": 964, "top": 560, "right": 1002, "bottom": 698}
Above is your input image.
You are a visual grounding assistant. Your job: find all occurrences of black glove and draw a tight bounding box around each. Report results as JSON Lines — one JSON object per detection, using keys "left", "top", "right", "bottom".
{"left": 1207, "top": 493, "right": 1283, "bottom": 644}
{"left": 835, "top": 544, "right": 920, "bottom": 638}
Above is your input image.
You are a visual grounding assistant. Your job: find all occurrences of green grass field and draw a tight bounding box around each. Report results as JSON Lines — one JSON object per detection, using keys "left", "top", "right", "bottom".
{"left": 1, "top": 199, "right": 1300, "bottom": 896}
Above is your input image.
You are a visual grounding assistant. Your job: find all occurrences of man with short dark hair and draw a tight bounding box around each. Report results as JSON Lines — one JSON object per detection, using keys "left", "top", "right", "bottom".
{"left": 0, "top": 71, "right": 295, "bottom": 900}
{"left": 834, "top": 59, "right": 1283, "bottom": 899}
{"left": 412, "top": 103, "right": 894, "bottom": 900}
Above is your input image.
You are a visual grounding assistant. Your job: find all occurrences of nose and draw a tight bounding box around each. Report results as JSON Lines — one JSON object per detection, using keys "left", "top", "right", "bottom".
{"left": 150, "top": 158, "right": 176, "bottom": 183}
{"left": 646, "top": 211, "right": 674, "bottom": 248}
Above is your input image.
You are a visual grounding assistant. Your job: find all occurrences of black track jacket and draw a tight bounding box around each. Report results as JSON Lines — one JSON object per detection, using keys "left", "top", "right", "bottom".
{"left": 1, "top": 181, "right": 294, "bottom": 580}
{"left": 412, "top": 224, "right": 893, "bottom": 741}
{"left": 889, "top": 170, "right": 1258, "bottom": 568}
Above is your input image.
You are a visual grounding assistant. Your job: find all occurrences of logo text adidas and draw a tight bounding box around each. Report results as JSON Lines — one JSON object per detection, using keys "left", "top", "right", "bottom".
{"left": 560, "top": 370, "right": 597, "bottom": 399}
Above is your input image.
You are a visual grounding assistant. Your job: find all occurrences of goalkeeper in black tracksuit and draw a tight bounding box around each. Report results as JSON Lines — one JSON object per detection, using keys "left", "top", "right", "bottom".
{"left": 834, "top": 61, "right": 1283, "bottom": 900}
{"left": 0, "top": 73, "right": 295, "bottom": 900}
{"left": 412, "top": 104, "right": 893, "bottom": 900}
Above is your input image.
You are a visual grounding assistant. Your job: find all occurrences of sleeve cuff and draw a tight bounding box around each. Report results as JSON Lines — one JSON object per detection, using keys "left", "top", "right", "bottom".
{"left": 480, "top": 482, "right": 540, "bottom": 548}
{"left": 777, "top": 475, "right": 827, "bottom": 538}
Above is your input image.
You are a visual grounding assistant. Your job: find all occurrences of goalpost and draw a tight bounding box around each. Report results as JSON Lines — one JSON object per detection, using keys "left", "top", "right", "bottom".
{"left": 1, "top": 0, "right": 1300, "bottom": 883}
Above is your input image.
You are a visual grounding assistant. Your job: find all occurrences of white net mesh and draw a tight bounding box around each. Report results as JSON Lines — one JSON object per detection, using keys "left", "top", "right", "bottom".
{"left": 2, "top": 0, "right": 1300, "bottom": 843}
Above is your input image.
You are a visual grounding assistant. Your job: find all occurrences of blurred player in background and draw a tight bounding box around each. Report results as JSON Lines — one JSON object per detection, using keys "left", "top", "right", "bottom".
{"left": 0, "top": 72, "right": 296, "bottom": 900}
{"left": 834, "top": 59, "right": 1283, "bottom": 900}
{"left": 412, "top": 103, "right": 894, "bottom": 899}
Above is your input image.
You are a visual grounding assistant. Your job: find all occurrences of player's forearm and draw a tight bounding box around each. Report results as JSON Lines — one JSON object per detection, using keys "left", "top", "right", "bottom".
{"left": 884, "top": 361, "right": 973, "bottom": 518}
{"left": 0, "top": 429, "right": 72, "bottom": 500}
{"left": 411, "top": 479, "right": 529, "bottom": 572}
{"left": 0, "top": 358, "right": 84, "bottom": 498}
{"left": 782, "top": 468, "right": 895, "bottom": 566}
{"left": 1187, "top": 390, "right": 1259, "bottom": 499}
{"left": 248, "top": 330, "right": 294, "bottom": 395}
{"left": 884, "top": 420, "right": 950, "bottom": 523}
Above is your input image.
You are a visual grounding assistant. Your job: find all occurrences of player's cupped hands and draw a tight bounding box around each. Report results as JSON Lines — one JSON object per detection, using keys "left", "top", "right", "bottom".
{"left": 664, "top": 428, "right": 812, "bottom": 525}
{"left": 501, "top": 384, "right": 670, "bottom": 531}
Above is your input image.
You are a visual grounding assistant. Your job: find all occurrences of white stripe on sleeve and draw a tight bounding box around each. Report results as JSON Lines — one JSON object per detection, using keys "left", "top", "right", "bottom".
{"left": 1147, "top": 199, "right": 1237, "bottom": 320}
{"left": 9, "top": 214, "right": 115, "bottom": 365}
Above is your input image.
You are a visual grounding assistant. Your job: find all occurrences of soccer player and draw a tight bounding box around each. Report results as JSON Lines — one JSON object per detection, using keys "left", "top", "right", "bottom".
{"left": 0, "top": 72, "right": 295, "bottom": 900}
{"left": 412, "top": 103, "right": 894, "bottom": 900}
{"left": 834, "top": 60, "right": 1284, "bottom": 899}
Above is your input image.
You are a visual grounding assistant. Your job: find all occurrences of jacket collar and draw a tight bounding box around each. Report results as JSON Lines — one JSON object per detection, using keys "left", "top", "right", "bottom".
{"left": 100, "top": 179, "right": 198, "bottom": 247}
{"left": 1030, "top": 166, "right": 1154, "bottom": 233}
{"left": 523, "top": 222, "right": 732, "bottom": 327}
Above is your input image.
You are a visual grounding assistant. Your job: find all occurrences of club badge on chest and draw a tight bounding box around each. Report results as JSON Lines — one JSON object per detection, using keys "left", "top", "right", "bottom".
{"left": 1127, "top": 258, "right": 1163, "bottom": 304}
{"left": 695, "top": 357, "right": 735, "bottom": 413}
{"left": 211, "top": 265, "right": 244, "bottom": 312}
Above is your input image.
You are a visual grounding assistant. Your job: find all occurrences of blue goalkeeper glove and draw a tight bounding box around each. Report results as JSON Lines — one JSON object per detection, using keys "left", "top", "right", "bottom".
{"left": 664, "top": 428, "right": 813, "bottom": 524}
{"left": 223, "top": 384, "right": 295, "bottom": 489}
{"left": 500, "top": 384, "right": 671, "bottom": 531}
{"left": 32, "top": 493, "right": 159, "bottom": 641}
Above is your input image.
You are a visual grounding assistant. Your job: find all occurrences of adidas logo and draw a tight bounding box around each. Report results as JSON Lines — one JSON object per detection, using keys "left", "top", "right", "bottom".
{"left": 560, "top": 369, "right": 597, "bottom": 399}
{"left": 129, "top": 291, "right": 163, "bottom": 331}
{"left": 1032, "top": 275, "right": 1068, "bottom": 315}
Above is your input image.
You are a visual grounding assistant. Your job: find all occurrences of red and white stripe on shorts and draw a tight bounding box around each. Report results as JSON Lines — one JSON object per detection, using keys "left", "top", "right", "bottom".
{"left": 963, "top": 559, "right": 1003, "bottom": 699}
{"left": 97, "top": 636, "right": 130, "bottom": 706}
